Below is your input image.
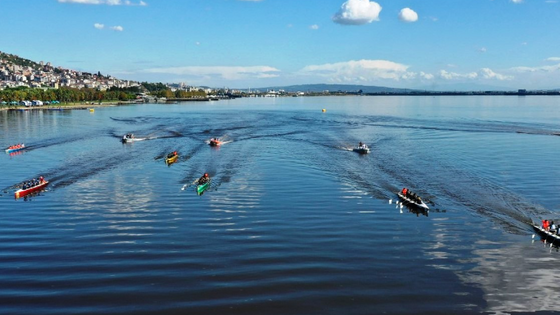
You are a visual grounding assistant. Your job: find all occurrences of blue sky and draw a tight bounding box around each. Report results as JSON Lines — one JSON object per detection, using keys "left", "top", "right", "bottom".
{"left": 1, "top": 0, "right": 559, "bottom": 90}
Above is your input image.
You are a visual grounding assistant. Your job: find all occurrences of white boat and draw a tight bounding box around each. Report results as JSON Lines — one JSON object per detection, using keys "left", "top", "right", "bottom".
{"left": 397, "top": 191, "right": 429, "bottom": 210}
{"left": 532, "top": 223, "right": 560, "bottom": 244}
{"left": 353, "top": 145, "right": 370, "bottom": 154}
{"left": 121, "top": 134, "right": 144, "bottom": 143}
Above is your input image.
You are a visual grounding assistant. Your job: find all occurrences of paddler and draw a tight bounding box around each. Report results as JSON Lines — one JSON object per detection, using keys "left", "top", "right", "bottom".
{"left": 198, "top": 173, "right": 210, "bottom": 185}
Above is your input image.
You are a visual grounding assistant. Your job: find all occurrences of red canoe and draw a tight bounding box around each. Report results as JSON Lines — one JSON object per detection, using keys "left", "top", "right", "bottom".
{"left": 14, "top": 181, "right": 49, "bottom": 199}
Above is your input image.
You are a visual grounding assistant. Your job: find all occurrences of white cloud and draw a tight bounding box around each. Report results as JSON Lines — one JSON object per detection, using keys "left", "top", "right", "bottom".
{"left": 510, "top": 63, "right": 560, "bottom": 73}
{"left": 419, "top": 72, "right": 434, "bottom": 80}
{"left": 310, "top": 24, "right": 319, "bottom": 30}
{"left": 478, "top": 47, "right": 487, "bottom": 53}
{"left": 332, "top": 0, "right": 382, "bottom": 25}
{"left": 479, "top": 68, "right": 513, "bottom": 80}
{"left": 58, "top": 0, "right": 147, "bottom": 5}
{"left": 298, "top": 59, "right": 412, "bottom": 82}
{"left": 143, "top": 66, "right": 280, "bottom": 81}
{"left": 438, "top": 69, "right": 512, "bottom": 81}
{"left": 398, "top": 8, "right": 418, "bottom": 23}
{"left": 545, "top": 57, "right": 560, "bottom": 62}
{"left": 511, "top": 0, "right": 523, "bottom": 3}
{"left": 439, "top": 70, "right": 477, "bottom": 80}
{"left": 95, "top": 24, "right": 124, "bottom": 31}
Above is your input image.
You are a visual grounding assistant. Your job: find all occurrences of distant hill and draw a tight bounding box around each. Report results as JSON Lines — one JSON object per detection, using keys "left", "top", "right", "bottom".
{"left": 250, "top": 84, "right": 417, "bottom": 93}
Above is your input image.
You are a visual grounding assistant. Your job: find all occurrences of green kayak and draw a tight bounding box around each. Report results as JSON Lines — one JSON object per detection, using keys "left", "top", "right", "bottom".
{"left": 196, "top": 181, "right": 210, "bottom": 195}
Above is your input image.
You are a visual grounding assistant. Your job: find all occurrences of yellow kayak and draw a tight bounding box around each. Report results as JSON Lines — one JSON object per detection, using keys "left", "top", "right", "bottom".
{"left": 165, "top": 154, "right": 179, "bottom": 165}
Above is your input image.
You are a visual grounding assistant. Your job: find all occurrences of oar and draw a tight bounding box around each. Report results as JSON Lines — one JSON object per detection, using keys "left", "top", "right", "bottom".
{"left": 181, "top": 178, "right": 200, "bottom": 191}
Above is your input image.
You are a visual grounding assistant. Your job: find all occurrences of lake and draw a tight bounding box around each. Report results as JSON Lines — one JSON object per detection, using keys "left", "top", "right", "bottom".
{"left": 1, "top": 96, "right": 559, "bottom": 314}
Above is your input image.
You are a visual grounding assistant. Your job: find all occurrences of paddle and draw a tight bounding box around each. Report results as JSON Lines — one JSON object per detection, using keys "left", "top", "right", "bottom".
{"left": 181, "top": 178, "right": 201, "bottom": 191}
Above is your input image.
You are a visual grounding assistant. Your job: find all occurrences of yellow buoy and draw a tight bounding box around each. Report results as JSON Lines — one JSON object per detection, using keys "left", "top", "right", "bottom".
{"left": 322, "top": 109, "right": 326, "bottom": 112}
{"left": 89, "top": 108, "right": 95, "bottom": 112}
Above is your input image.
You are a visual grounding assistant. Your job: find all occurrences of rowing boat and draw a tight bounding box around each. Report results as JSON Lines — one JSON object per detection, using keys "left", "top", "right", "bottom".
{"left": 532, "top": 224, "right": 560, "bottom": 244}
{"left": 122, "top": 137, "right": 144, "bottom": 143}
{"left": 197, "top": 181, "right": 210, "bottom": 195}
{"left": 397, "top": 191, "right": 429, "bottom": 210}
{"left": 5, "top": 144, "right": 25, "bottom": 153}
{"left": 209, "top": 139, "right": 222, "bottom": 147}
{"left": 353, "top": 145, "right": 370, "bottom": 154}
{"left": 165, "top": 154, "right": 179, "bottom": 165}
{"left": 14, "top": 181, "right": 49, "bottom": 199}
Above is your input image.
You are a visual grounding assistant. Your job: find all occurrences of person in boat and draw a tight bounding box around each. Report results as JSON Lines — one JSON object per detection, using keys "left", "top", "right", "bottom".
{"left": 167, "top": 151, "right": 178, "bottom": 159}
{"left": 39, "top": 176, "right": 45, "bottom": 184}
{"left": 402, "top": 187, "right": 408, "bottom": 196}
{"left": 198, "top": 173, "right": 210, "bottom": 185}
{"left": 358, "top": 142, "right": 364, "bottom": 149}
{"left": 550, "top": 221, "right": 556, "bottom": 233}
{"left": 543, "top": 220, "right": 550, "bottom": 231}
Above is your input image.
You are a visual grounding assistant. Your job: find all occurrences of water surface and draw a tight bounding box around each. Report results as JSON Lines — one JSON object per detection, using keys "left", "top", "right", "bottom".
{"left": 1, "top": 96, "right": 559, "bottom": 314}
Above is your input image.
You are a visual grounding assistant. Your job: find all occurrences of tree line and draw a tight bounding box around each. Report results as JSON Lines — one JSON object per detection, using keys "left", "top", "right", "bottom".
{"left": 0, "top": 86, "right": 136, "bottom": 104}
{"left": 0, "top": 85, "right": 208, "bottom": 105}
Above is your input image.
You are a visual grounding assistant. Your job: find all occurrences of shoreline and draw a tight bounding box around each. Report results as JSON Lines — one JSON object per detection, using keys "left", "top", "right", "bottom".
{"left": 0, "top": 101, "right": 134, "bottom": 111}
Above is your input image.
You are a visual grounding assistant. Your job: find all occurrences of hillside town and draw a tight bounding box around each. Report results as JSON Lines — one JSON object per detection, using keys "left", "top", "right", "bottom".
{"left": 0, "top": 51, "right": 140, "bottom": 91}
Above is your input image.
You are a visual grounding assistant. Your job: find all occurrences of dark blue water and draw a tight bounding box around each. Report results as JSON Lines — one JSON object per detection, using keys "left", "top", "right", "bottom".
{"left": 1, "top": 96, "right": 559, "bottom": 314}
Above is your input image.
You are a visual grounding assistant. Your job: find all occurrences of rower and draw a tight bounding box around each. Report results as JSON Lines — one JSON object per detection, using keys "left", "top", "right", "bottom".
{"left": 198, "top": 173, "right": 210, "bottom": 185}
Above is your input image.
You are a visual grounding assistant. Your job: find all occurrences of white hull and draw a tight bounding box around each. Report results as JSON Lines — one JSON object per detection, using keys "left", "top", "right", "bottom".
{"left": 122, "top": 137, "right": 144, "bottom": 143}
{"left": 398, "top": 192, "right": 429, "bottom": 210}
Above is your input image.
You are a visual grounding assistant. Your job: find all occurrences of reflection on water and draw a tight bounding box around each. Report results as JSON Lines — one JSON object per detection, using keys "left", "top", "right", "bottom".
{"left": 461, "top": 241, "right": 560, "bottom": 314}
